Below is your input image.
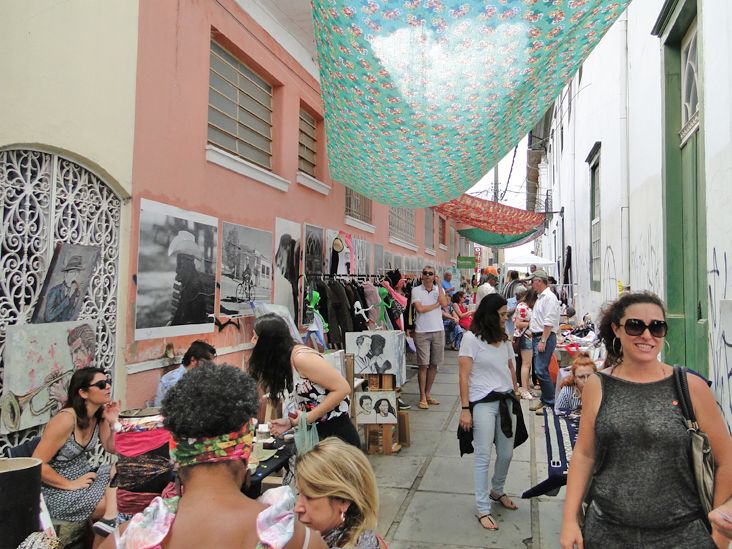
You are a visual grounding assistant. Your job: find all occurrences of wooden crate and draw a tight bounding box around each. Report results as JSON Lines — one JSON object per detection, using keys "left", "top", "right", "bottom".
{"left": 397, "top": 411, "right": 410, "bottom": 447}
{"left": 364, "top": 424, "right": 401, "bottom": 455}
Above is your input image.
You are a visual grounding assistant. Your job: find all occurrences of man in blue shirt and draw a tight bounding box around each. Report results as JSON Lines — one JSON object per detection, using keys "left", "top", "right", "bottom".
{"left": 154, "top": 340, "right": 216, "bottom": 406}
{"left": 441, "top": 271, "right": 456, "bottom": 297}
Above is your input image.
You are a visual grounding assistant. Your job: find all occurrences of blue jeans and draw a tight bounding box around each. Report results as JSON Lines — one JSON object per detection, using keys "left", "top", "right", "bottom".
{"left": 532, "top": 333, "right": 557, "bottom": 406}
{"left": 472, "top": 401, "right": 515, "bottom": 515}
{"left": 443, "top": 320, "right": 464, "bottom": 348}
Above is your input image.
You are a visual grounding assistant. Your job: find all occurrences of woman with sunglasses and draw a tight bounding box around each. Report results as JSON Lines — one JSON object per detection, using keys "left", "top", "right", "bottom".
{"left": 553, "top": 353, "right": 597, "bottom": 414}
{"left": 560, "top": 292, "right": 732, "bottom": 548}
{"left": 33, "top": 367, "right": 120, "bottom": 537}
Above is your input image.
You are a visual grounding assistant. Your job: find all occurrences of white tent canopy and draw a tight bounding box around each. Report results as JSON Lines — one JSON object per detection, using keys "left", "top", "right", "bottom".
{"left": 504, "top": 253, "right": 555, "bottom": 274}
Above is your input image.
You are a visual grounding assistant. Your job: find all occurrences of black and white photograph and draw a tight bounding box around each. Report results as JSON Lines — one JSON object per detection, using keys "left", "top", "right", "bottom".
{"left": 32, "top": 243, "right": 101, "bottom": 324}
{"left": 345, "top": 330, "right": 405, "bottom": 386}
{"left": 303, "top": 224, "right": 325, "bottom": 276}
{"left": 274, "top": 217, "right": 302, "bottom": 326}
{"left": 326, "top": 229, "right": 350, "bottom": 275}
{"left": 355, "top": 391, "right": 398, "bottom": 425}
{"left": 219, "top": 222, "right": 273, "bottom": 317}
{"left": 374, "top": 244, "right": 383, "bottom": 275}
{"left": 134, "top": 198, "right": 217, "bottom": 340}
{"left": 383, "top": 251, "right": 393, "bottom": 272}
{"left": 353, "top": 238, "right": 371, "bottom": 275}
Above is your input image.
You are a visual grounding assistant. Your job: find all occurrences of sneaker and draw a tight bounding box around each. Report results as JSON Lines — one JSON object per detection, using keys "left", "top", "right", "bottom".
{"left": 529, "top": 401, "right": 544, "bottom": 412}
{"left": 520, "top": 390, "right": 534, "bottom": 400}
{"left": 92, "top": 517, "right": 116, "bottom": 537}
{"left": 397, "top": 398, "right": 411, "bottom": 410}
{"left": 535, "top": 406, "right": 547, "bottom": 416}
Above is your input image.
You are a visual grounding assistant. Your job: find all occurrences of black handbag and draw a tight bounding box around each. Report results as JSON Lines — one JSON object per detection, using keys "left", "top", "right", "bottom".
{"left": 672, "top": 366, "right": 715, "bottom": 514}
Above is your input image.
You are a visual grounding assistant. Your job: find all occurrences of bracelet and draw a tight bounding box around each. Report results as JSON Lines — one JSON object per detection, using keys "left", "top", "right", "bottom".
{"left": 461, "top": 406, "right": 470, "bottom": 410}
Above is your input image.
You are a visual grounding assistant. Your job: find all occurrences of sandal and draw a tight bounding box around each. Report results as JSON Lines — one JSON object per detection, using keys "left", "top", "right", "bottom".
{"left": 475, "top": 513, "right": 499, "bottom": 531}
{"left": 490, "top": 492, "right": 518, "bottom": 510}
{"left": 418, "top": 400, "right": 429, "bottom": 409}
{"left": 426, "top": 397, "right": 440, "bottom": 405}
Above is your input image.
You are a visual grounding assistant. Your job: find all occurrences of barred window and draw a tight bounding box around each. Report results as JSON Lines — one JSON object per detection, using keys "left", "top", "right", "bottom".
{"left": 345, "top": 187, "right": 372, "bottom": 224}
{"left": 424, "top": 209, "right": 434, "bottom": 249}
{"left": 389, "top": 207, "right": 415, "bottom": 243}
{"left": 439, "top": 217, "right": 447, "bottom": 246}
{"left": 208, "top": 41, "right": 273, "bottom": 170}
{"left": 299, "top": 108, "right": 317, "bottom": 177}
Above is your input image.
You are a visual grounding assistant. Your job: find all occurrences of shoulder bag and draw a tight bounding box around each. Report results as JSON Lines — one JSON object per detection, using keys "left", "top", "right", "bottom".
{"left": 293, "top": 411, "right": 320, "bottom": 455}
{"left": 672, "top": 366, "right": 715, "bottom": 514}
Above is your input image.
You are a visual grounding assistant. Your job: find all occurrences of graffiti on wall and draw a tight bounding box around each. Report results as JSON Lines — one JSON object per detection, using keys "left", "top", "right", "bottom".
{"left": 707, "top": 247, "right": 732, "bottom": 431}
{"left": 631, "top": 226, "right": 661, "bottom": 294}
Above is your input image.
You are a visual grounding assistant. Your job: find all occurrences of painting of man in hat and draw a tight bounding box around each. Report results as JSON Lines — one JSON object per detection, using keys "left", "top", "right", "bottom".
{"left": 32, "top": 243, "right": 101, "bottom": 324}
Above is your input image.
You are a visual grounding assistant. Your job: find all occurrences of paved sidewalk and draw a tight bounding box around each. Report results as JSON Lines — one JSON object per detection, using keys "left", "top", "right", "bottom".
{"left": 367, "top": 350, "right": 565, "bottom": 549}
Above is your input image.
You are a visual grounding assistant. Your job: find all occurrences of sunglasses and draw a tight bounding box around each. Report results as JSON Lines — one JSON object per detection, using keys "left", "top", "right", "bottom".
{"left": 422, "top": 271, "right": 434, "bottom": 276}
{"left": 620, "top": 318, "right": 668, "bottom": 338}
{"left": 575, "top": 374, "right": 593, "bottom": 381}
{"left": 87, "top": 379, "right": 111, "bottom": 390}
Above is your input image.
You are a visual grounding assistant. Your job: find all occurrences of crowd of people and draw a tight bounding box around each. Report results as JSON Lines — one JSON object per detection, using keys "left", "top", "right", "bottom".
{"left": 18, "top": 261, "right": 732, "bottom": 548}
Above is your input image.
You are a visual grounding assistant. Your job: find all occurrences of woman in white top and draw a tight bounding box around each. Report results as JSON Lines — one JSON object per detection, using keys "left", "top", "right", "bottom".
{"left": 459, "top": 294, "right": 520, "bottom": 532}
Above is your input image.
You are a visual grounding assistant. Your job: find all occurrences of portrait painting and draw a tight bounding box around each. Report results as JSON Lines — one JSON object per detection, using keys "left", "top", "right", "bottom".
{"left": 345, "top": 330, "right": 405, "bottom": 386}
{"left": 1, "top": 320, "right": 97, "bottom": 434}
{"left": 135, "top": 199, "right": 218, "bottom": 340}
{"left": 32, "top": 243, "right": 101, "bottom": 324}
{"left": 274, "top": 218, "right": 302, "bottom": 326}
{"left": 219, "top": 222, "right": 273, "bottom": 317}
{"left": 355, "top": 391, "right": 397, "bottom": 425}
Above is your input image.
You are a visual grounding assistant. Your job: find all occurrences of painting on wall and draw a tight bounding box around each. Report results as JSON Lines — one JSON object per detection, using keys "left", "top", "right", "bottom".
{"left": 374, "top": 244, "right": 383, "bottom": 275}
{"left": 355, "top": 390, "right": 398, "bottom": 425}
{"left": 1, "top": 320, "right": 97, "bottom": 434}
{"left": 304, "top": 224, "right": 325, "bottom": 276}
{"left": 31, "top": 243, "right": 101, "bottom": 324}
{"left": 345, "top": 330, "right": 405, "bottom": 386}
{"left": 219, "top": 222, "right": 273, "bottom": 317}
{"left": 274, "top": 218, "right": 302, "bottom": 326}
{"left": 135, "top": 199, "right": 218, "bottom": 340}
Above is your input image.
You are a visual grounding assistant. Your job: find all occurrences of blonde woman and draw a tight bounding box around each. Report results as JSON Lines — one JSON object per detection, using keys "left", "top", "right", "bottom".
{"left": 295, "top": 438, "right": 386, "bottom": 549}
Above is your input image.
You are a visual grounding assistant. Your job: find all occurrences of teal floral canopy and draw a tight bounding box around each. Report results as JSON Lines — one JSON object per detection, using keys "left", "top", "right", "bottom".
{"left": 312, "top": 0, "right": 630, "bottom": 207}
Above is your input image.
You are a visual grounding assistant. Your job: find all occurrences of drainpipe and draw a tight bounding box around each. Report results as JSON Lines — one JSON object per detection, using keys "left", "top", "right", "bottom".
{"left": 619, "top": 13, "right": 631, "bottom": 290}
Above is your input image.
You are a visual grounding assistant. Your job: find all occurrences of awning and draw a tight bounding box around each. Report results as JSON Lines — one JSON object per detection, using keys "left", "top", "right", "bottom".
{"left": 435, "top": 194, "right": 545, "bottom": 235}
{"left": 459, "top": 227, "right": 543, "bottom": 249}
{"left": 312, "top": 0, "right": 630, "bottom": 207}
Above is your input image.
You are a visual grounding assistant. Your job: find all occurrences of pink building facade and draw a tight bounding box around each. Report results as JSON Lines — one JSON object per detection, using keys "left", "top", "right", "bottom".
{"left": 123, "top": 0, "right": 466, "bottom": 406}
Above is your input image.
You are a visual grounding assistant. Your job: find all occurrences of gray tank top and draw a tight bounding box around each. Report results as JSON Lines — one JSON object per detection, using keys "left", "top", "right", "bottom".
{"left": 591, "top": 372, "right": 704, "bottom": 528}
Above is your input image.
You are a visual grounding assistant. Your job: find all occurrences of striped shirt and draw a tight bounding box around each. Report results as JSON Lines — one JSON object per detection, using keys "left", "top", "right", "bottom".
{"left": 555, "top": 385, "right": 582, "bottom": 413}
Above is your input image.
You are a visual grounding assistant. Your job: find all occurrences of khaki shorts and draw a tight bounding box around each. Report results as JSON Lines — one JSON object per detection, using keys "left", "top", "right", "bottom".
{"left": 414, "top": 330, "right": 445, "bottom": 367}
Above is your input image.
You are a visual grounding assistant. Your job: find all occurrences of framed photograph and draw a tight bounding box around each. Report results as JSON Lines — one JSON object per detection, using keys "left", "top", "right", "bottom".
{"left": 31, "top": 243, "right": 101, "bottom": 324}
{"left": 274, "top": 218, "right": 302, "bottom": 326}
{"left": 1, "top": 320, "right": 97, "bottom": 434}
{"left": 219, "top": 222, "right": 273, "bottom": 317}
{"left": 355, "top": 390, "right": 397, "bottom": 425}
{"left": 345, "top": 330, "right": 405, "bottom": 386}
{"left": 134, "top": 198, "right": 218, "bottom": 340}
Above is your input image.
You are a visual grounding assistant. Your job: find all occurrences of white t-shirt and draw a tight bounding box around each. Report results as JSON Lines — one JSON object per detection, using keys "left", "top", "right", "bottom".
{"left": 475, "top": 283, "right": 496, "bottom": 307}
{"left": 529, "top": 287, "right": 561, "bottom": 334}
{"left": 459, "top": 331, "right": 514, "bottom": 401}
{"left": 411, "top": 284, "right": 443, "bottom": 333}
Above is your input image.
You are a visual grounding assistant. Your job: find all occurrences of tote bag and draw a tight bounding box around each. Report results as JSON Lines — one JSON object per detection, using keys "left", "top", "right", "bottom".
{"left": 293, "top": 412, "right": 319, "bottom": 455}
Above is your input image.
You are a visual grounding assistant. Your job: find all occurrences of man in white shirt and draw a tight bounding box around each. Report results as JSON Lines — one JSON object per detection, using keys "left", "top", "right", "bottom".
{"left": 526, "top": 269, "right": 561, "bottom": 414}
{"left": 475, "top": 272, "right": 498, "bottom": 307}
{"left": 411, "top": 265, "right": 448, "bottom": 409}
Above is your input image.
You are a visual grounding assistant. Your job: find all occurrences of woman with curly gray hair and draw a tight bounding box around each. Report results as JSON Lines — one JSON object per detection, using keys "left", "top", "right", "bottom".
{"left": 102, "top": 362, "right": 326, "bottom": 549}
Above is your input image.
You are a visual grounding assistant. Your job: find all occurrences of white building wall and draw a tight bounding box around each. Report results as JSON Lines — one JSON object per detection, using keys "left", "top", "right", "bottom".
{"left": 540, "top": 1, "right": 665, "bottom": 322}
{"left": 700, "top": 1, "right": 732, "bottom": 424}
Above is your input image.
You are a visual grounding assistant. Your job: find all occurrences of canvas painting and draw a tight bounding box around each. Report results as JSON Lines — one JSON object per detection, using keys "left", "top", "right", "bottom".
{"left": 274, "top": 218, "right": 302, "bottom": 326}
{"left": 383, "top": 251, "right": 393, "bottom": 272}
{"left": 32, "top": 243, "right": 101, "bottom": 324}
{"left": 1, "top": 320, "right": 97, "bottom": 434}
{"left": 374, "top": 244, "right": 383, "bottom": 275}
{"left": 345, "top": 330, "right": 405, "bottom": 386}
{"left": 355, "top": 390, "right": 397, "bottom": 425}
{"left": 303, "top": 224, "right": 325, "bottom": 276}
{"left": 219, "top": 222, "right": 273, "bottom": 317}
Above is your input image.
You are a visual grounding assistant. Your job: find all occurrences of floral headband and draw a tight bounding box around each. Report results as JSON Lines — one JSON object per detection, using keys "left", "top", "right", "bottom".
{"left": 169, "top": 422, "right": 254, "bottom": 468}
